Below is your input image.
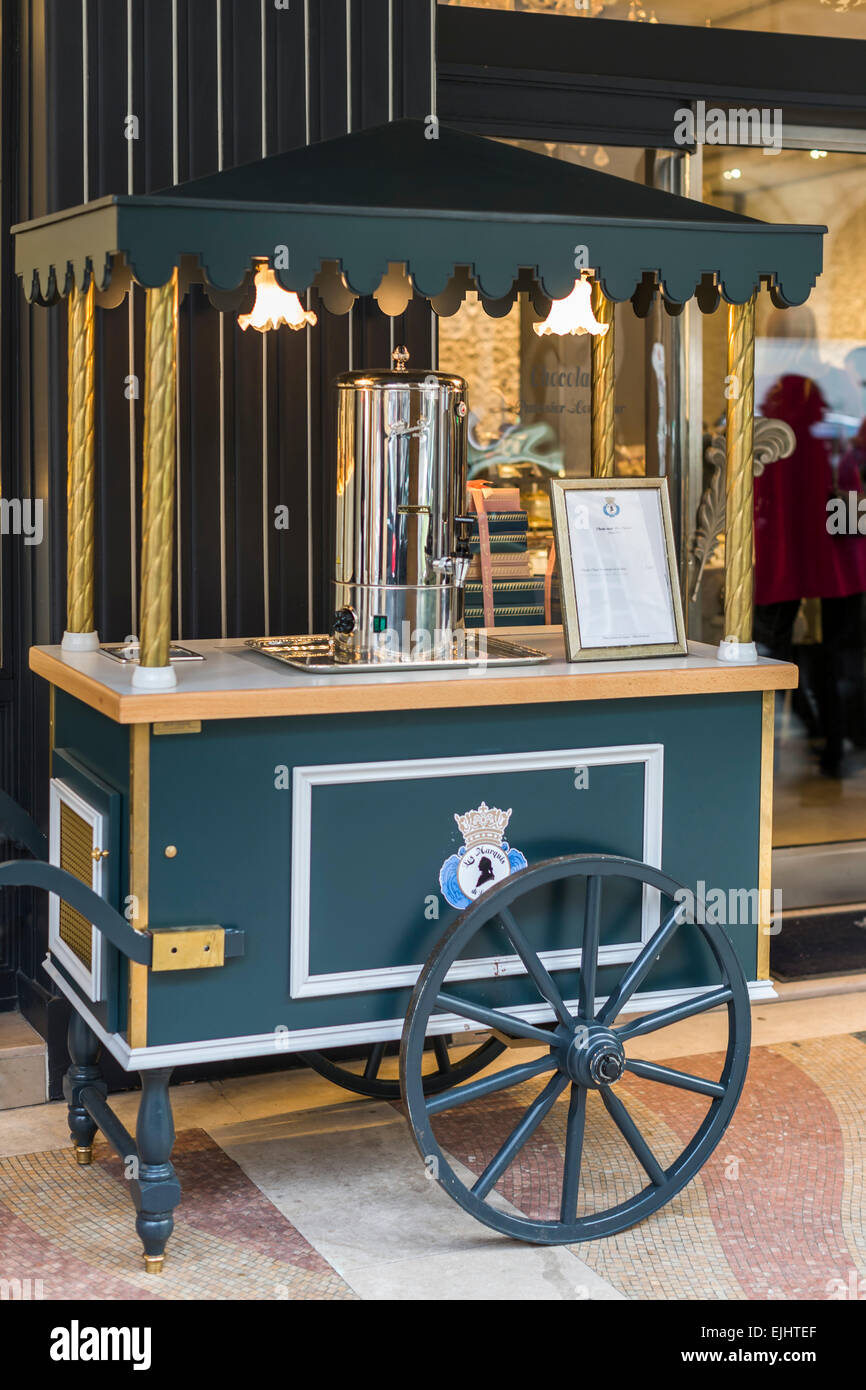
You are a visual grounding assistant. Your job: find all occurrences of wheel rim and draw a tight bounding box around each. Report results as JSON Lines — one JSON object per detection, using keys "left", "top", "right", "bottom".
{"left": 299, "top": 1035, "right": 505, "bottom": 1100}
{"left": 400, "top": 854, "right": 751, "bottom": 1243}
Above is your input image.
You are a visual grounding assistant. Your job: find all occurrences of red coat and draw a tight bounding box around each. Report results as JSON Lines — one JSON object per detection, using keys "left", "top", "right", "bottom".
{"left": 754, "top": 375, "right": 866, "bottom": 605}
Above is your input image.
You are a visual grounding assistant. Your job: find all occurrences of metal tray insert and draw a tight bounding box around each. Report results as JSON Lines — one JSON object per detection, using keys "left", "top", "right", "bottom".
{"left": 245, "top": 633, "right": 550, "bottom": 674}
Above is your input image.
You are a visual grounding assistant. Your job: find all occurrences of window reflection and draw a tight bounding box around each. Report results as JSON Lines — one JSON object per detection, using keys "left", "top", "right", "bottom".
{"left": 703, "top": 144, "right": 866, "bottom": 843}
{"left": 437, "top": 144, "right": 649, "bottom": 622}
{"left": 439, "top": 0, "right": 866, "bottom": 41}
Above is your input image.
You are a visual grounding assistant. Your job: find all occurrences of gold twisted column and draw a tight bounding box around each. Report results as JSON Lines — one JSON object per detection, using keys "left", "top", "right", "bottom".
{"left": 137, "top": 273, "right": 179, "bottom": 679}
{"left": 590, "top": 282, "right": 615, "bottom": 478}
{"left": 724, "top": 293, "right": 757, "bottom": 643}
{"left": 65, "top": 281, "right": 96, "bottom": 643}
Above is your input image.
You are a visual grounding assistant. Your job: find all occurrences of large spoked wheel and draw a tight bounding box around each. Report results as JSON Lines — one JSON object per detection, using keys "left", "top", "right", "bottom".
{"left": 299, "top": 1035, "right": 505, "bottom": 1101}
{"left": 400, "top": 854, "right": 751, "bottom": 1243}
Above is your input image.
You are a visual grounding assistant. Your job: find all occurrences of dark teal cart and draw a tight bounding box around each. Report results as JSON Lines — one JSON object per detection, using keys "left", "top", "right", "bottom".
{"left": 2, "top": 635, "right": 793, "bottom": 1266}
{"left": 5, "top": 119, "right": 816, "bottom": 1269}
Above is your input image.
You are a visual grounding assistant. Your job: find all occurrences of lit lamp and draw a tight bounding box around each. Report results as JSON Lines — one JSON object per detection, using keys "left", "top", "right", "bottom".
{"left": 533, "top": 277, "right": 609, "bottom": 337}
{"left": 238, "top": 265, "right": 318, "bottom": 332}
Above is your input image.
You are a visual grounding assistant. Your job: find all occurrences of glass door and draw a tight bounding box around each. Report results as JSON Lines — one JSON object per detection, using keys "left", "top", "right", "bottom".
{"left": 701, "top": 134, "right": 866, "bottom": 929}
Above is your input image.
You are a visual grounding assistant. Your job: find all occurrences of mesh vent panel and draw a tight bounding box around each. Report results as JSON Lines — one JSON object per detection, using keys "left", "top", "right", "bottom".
{"left": 58, "top": 800, "right": 94, "bottom": 968}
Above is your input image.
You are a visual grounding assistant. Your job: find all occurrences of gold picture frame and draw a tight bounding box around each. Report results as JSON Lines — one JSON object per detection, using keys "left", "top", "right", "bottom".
{"left": 550, "top": 477, "right": 687, "bottom": 663}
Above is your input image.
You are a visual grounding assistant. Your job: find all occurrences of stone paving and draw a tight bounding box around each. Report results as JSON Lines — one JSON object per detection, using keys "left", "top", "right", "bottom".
{"left": 1, "top": 1027, "right": 865, "bottom": 1300}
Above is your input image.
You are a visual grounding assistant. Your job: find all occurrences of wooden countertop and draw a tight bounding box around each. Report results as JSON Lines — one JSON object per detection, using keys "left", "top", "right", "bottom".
{"left": 31, "top": 630, "right": 798, "bottom": 725}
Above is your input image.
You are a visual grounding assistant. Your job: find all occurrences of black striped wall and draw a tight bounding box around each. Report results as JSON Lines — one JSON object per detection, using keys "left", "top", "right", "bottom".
{"left": 0, "top": 0, "right": 436, "bottom": 1020}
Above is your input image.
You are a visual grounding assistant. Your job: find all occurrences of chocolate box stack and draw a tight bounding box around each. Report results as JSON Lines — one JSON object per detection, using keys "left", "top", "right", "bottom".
{"left": 464, "top": 487, "right": 546, "bottom": 627}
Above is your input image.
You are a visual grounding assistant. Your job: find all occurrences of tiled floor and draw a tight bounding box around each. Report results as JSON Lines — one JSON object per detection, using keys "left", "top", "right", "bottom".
{"left": 1, "top": 990, "right": 865, "bottom": 1301}
{"left": 0, "top": 1133, "right": 354, "bottom": 1300}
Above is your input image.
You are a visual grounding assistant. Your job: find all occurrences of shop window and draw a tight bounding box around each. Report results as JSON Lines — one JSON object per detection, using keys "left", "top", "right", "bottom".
{"left": 437, "top": 142, "right": 650, "bottom": 613}
{"left": 439, "top": 0, "right": 866, "bottom": 41}
{"left": 701, "top": 144, "right": 866, "bottom": 845}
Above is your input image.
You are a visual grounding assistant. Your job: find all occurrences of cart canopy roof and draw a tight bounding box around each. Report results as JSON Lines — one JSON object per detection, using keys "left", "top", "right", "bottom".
{"left": 13, "top": 118, "right": 824, "bottom": 310}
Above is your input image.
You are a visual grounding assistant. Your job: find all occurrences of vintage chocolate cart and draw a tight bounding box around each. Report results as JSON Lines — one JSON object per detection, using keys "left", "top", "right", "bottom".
{"left": 3, "top": 123, "right": 819, "bottom": 1269}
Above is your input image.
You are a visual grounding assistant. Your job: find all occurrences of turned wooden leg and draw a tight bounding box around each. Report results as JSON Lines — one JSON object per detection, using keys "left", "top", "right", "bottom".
{"left": 62, "top": 1011, "right": 106, "bottom": 1165}
{"left": 134, "top": 1068, "right": 180, "bottom": 1274}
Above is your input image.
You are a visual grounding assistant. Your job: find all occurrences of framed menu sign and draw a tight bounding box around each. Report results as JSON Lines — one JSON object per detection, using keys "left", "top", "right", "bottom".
{"left": 550, "top": 477, "right": 687, "bottom": 662}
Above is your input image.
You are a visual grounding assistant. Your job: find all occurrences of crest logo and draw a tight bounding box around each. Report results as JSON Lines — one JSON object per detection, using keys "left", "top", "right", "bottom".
{"left": 439, "top": 802, "right": 528, "bottom": 909}
{"left": 602, "top": 496, "right": 621, "bottom": 518}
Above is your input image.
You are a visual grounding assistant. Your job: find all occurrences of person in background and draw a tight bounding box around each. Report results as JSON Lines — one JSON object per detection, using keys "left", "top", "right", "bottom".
{"left": 754, "top": 375, "right": 866, "bottom": 777}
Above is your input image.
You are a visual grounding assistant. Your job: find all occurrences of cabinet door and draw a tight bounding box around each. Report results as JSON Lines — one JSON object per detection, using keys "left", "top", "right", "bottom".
{"left": 49, "top": 779, "right": 109, "bottom": 1002}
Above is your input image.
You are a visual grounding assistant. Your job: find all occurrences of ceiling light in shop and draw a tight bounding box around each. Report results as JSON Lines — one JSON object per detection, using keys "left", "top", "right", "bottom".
{"left": 722, "top": 168, "right": 742, "bottom": 181}
{"left": 810, "top": 149, "right": 828, "bottom": 159}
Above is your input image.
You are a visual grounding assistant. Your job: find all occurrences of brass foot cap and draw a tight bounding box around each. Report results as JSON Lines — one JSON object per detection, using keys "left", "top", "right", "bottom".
{"left": 74, "top": 1145, "right": 94, "bottom": 1166}
{"left": 143, "top": 1256, "right": 165, "bottom": 1275}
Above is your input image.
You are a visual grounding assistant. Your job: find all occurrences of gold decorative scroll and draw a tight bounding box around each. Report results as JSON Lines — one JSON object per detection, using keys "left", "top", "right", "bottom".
{"left": 590, "top": 281, "right": 615, "bottom": 478}
{"left": 724, "top": 293, "right": 757, "bottom": 643}
{"left": 66, "top": 281, "right": 96, "bottom": 634}
{"left": 138, "top": 273, "right": 179, "bottom": 669}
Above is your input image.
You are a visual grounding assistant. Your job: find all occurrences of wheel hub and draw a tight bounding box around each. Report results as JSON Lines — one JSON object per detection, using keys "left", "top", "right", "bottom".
{"left": 562, "top": 1023, "right": 625, "bottom": 1088}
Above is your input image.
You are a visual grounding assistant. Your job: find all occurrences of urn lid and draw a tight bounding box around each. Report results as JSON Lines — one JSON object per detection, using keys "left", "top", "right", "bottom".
{"left": 335, "top": 346, "right": 466, "bottom": 392}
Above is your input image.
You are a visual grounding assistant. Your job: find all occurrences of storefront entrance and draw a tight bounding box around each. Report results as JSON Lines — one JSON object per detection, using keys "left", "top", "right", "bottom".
{"left": 702, "top": 135, "right": 866, "bottom": 977}
{"left": 437, "top": 116, "right": 866, "bottom": 980}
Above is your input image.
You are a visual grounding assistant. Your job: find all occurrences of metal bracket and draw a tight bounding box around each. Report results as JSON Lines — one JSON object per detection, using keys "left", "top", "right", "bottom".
{"left": 150, "top": 925, "right": 244, "bottom": 972}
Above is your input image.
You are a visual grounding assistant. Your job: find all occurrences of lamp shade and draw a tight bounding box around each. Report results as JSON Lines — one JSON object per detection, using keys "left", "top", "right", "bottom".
{"left": 533, "top": 279, "right": 610, "bottom": 337}
{"left": 238, "top": 265, "right": 318, "bottom": 332}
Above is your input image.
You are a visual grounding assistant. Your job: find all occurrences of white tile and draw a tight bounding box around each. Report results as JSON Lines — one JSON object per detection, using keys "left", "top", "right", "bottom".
{"left": 344, "top": 1243, "right": 623, "bottom": 1301}
{"left": 0, "top": 1054, "right": 47, "bottom": 1110}
{"left": 210, "top": 1100, "right": 621, "bottom": 1301}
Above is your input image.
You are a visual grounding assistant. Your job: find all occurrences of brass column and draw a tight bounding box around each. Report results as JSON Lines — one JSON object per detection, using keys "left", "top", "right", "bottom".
{"left": 135, "top": 272, "right": 179, "bottom": 684}
{"left": 63, "top": 280, "right": 97, "bottom": 648}
{"left": 724, "top": 293, "right": 757, "bottom": 643}
{"left": 590, "top": 281, "right": 615, "bottom": 479}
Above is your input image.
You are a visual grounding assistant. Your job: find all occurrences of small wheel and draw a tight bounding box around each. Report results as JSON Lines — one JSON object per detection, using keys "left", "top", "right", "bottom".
{"left": 299, "top": 1034, "right": 505, "bottom": 1101}
{"left": 400, "top": 854, "right": 750, "bottom": 1243}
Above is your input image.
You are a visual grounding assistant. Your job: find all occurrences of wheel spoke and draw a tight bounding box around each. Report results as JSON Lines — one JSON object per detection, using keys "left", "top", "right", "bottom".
{"left": 578, "top": 876, "right": 602, "bottom": 1020}
{"left": 363, "top": 1042, "right": 386, "bottom": 1080}
{"left": 435, "top": 992, "right": 559, "bottom": 1046}
{"left": 559, "top": 1084, "right": 587, "bottom": 1223}
{"left": 432, "top": 1035, "right": 452, "bottom": 1074}
{"left": 426, "top": 1055, "right": 558, "bottom": 1116}
{"left": 625, "top": 1058, "right": 725, "bottom": 1099}
{"left": 497, "top": 906, "right": 573, "bottom": 1029}
{"left": 472, "top": 1072, "right": 569, "bottom": 1200}
{"left": 601, "top": 1087, "right": 666, "bottom": 1187}
{"left": 596, "top": 899, "right": 686, "bottom": 1026}
{"left": 615, "top": 987, "right": 733, "bottom": 1043}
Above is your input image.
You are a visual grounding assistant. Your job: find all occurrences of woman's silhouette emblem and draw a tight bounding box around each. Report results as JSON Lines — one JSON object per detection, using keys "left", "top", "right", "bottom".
{"left": 438, "top": 801, "right": 528, "bottom": 909}
{"left": 475, "top": 856, "right": 495, "bottom": 890}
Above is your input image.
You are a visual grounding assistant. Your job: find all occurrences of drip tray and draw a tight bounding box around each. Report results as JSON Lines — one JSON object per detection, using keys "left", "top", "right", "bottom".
{"left": 245, "top": 634, "right": 550, "bottom": 673}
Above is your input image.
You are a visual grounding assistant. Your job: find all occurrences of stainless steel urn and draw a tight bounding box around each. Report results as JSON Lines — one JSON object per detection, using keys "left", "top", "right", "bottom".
{"left": 333, "top": 347, "right": 471, "bottom": 663}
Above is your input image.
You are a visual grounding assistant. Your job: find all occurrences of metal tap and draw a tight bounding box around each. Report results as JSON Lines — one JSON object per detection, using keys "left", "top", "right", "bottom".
{"left": 429, "top": 516, "right": 474, "bottom": 588}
